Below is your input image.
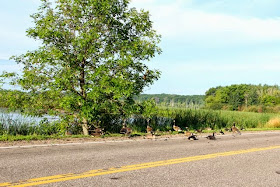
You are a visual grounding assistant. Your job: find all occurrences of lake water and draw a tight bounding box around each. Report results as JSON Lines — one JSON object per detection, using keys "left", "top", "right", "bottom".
{"left": 0, "top": 110, "right": 59, "bottom": 126}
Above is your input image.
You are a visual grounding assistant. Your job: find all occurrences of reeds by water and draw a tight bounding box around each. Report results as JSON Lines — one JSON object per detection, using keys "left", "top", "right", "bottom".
{"left": 1, "top": 108, "right": 279, "bottom": 136}
{"left": 137, "top": 108, "right": 279, "bottom": 131}
{"left": 0, "top": 113, "right": 63, "bottom": 136}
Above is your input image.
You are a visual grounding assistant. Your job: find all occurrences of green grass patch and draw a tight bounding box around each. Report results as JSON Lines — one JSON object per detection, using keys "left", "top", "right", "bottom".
{"left": 1, "top": 107, "right": 280, "bottom": 141}
{"left": 0, "top": 132, "right": 147, "bottom": 142}
{"left": 243, "top": 128, "right": 280, "bottom": 131}
{"left": 155, "top": 108, "right": 280, "bottom": 130}
{"left": 0, "top": 134, "right": 92, "bottom": 141}
{"left": 0, "top": 135, "right": 54, "bottom": 141}
{"left": 1, "top": 127, "right": 280, "bottom": 142}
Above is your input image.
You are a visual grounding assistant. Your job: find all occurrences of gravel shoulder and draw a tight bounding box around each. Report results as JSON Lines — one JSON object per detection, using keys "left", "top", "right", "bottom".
{"left": 1, "top": 130, "right": 279, "bottom": 147}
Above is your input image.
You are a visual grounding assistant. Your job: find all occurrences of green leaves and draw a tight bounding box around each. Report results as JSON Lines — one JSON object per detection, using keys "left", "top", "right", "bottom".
{"left": 2, "top": 0, "right": 161, "bottom": 134}
{"left": 205, "top": 84, "right": 280, "bottom": 111}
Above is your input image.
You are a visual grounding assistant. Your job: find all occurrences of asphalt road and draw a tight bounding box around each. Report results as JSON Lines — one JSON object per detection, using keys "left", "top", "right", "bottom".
{"left": 1, "top": 131, "right": 280, "bottom": 187}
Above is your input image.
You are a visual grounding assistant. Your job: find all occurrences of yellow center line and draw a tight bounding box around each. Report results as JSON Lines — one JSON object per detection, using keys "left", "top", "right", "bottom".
{"left": 1, "top": 145, "right": 280, "bottom": 187}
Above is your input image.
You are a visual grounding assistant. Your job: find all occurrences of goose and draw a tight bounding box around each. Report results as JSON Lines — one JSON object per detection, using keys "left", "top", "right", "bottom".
{"left": 195, "top": 128, "right": 203, "bottom": 137}
{"left": 65, "top": 130, "right": 73, "bottom": 136}
{"left": 120, "top": 125, "right": 132, "bottom": 135}
{"left": 185, "top": 127, "right": 191, "bottom": 136}
{"left": 220, "top": 129, "right": 225, "bottom": 135}
{"left": 90, "top": 128, "right": 105, "bottom": 137}
{"left": 173, "top": 119, "right": 182, "bottom": 132}
{"left": 195, "top": 129, "right": 203, "bottom": 133}
{"left": 146, "top": 125, "right": 154, "bottom": 135}
{"left": 206, "top": 132, "right": 216, "bottom": 140}
{"left": 232, "top": 122, "right": 241, "bottom": 135}
{"left": 94, "top": 128, "right": 104, "bottom": 135}
{"left": 188, "top": 133, "right": 198, "bottom": 140}
{"left": 185, "top": 130, "right": 191, "bottom": 137}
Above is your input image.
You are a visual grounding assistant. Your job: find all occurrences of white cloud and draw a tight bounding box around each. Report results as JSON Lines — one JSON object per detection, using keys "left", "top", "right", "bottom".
{"left": 175, "top": 62, "right": 280, "bottom": 72}
{"left": 158, "top": 58, "right": 280, "bottom": 74}
{"left": 136, "top": 1, "right": 280, "bottom": 46}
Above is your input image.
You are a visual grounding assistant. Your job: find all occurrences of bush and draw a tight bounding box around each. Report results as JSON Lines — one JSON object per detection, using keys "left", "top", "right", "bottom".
{"left": 264, "top": 118, "right": 280, "bottom": 128}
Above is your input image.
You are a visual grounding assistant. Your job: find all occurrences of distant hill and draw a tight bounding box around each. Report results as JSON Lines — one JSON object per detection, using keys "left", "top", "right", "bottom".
{"left": 135, "top": 94, "right": 205, "bottom": 108}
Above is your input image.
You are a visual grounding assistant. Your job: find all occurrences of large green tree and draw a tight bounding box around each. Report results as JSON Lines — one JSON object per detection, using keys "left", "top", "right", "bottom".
{"left": 205, "top": 84, "right": 280, "bottom": 111}
{"left": 2, "top": 0, "right": 161, "bottom": 135}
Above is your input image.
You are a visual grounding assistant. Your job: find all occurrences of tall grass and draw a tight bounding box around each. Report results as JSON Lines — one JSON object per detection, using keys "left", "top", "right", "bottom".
{"left": 130, "top": 108, "right": 280, "bottom": 131}
{"left": 0, "top": 113, "right": 66, "bottom": 136}
{"left": 264, "top": 118, "right": 280, "bottom": 128}
{"left": 1, "top": 108, "right": 279, "bottom": 137}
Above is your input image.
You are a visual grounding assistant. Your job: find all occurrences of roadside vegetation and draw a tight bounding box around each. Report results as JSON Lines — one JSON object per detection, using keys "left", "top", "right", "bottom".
{"left": 0, "top": 0, "right": 162, "bottom": 136}
{"left": 205, "top": 84, "right": 280, "bottom": 113}
{"left": 1, "top": 106, "right": 279, "bottom": 141}
{"left": 0, "top": 1, "right": 280, "bottom": 142}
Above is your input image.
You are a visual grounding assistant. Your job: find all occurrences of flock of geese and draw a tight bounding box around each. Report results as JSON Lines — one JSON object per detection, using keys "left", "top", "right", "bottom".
{"left": 91, "top": 119, "right": 242, "bottom": 141}
{"left": 117, "top": 119, "right": 242, "bottom": 141}
{"left": 169, "top": 120, "right": 242, "bottom": 141}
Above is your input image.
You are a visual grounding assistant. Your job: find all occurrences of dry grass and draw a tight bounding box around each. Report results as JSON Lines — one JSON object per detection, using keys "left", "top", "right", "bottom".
{"left": 264, "top": 118, "right": 280, "bottom": 128}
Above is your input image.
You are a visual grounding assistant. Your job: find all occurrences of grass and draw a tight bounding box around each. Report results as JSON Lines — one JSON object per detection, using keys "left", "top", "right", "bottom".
{"left": 264, "top": 118, "right": 280, "bottom": 128}
{"left": 218, "top": 110, "right": 277, "bottom": 128}
{"left": 1, "top": 107, "right": 280, "bottom": 142}
{"left": 1, "top": 128, "right": 280, "bottom": 142}
{"left": 0, "top": 134, "right": 92, "bottom": 141}
{"left": 0, "top": 133, "right": 148, "bottom": 142}
{"left": 155, "top": 108, "right": 280, "bottom": 130}
{"left": 244, "top": 128, "right": 280, "bottom": 131}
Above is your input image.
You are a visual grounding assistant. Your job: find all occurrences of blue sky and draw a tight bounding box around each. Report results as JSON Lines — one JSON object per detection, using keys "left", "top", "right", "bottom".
{"left": 1, "top": 0, "right": 280, "bottom": 95}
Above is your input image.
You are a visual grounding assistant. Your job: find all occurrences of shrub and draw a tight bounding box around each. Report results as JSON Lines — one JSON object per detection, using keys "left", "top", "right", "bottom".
{"left": 264, "top": 118, "right": 280, "bottom": 128}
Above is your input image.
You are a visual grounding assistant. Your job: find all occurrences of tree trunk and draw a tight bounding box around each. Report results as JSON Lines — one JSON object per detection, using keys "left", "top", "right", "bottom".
{"left": 79, "top": 59, "right": 89, "bottom": 136}
{"left": 82, "top": 118, "right": 89, "bottom": 135}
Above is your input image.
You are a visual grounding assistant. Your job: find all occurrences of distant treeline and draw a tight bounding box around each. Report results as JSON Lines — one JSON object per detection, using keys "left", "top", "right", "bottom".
{"left": 2, "top": 84, "right": 280, "bottom": 113}
{"left": 135, "top": 94, "right": 205, "bottom": 108}
{"left": 205, "top": 84, "right": 280, "bottom": 113}
{"left": 0, "top": 89, "right": 205, "bottom": 110}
